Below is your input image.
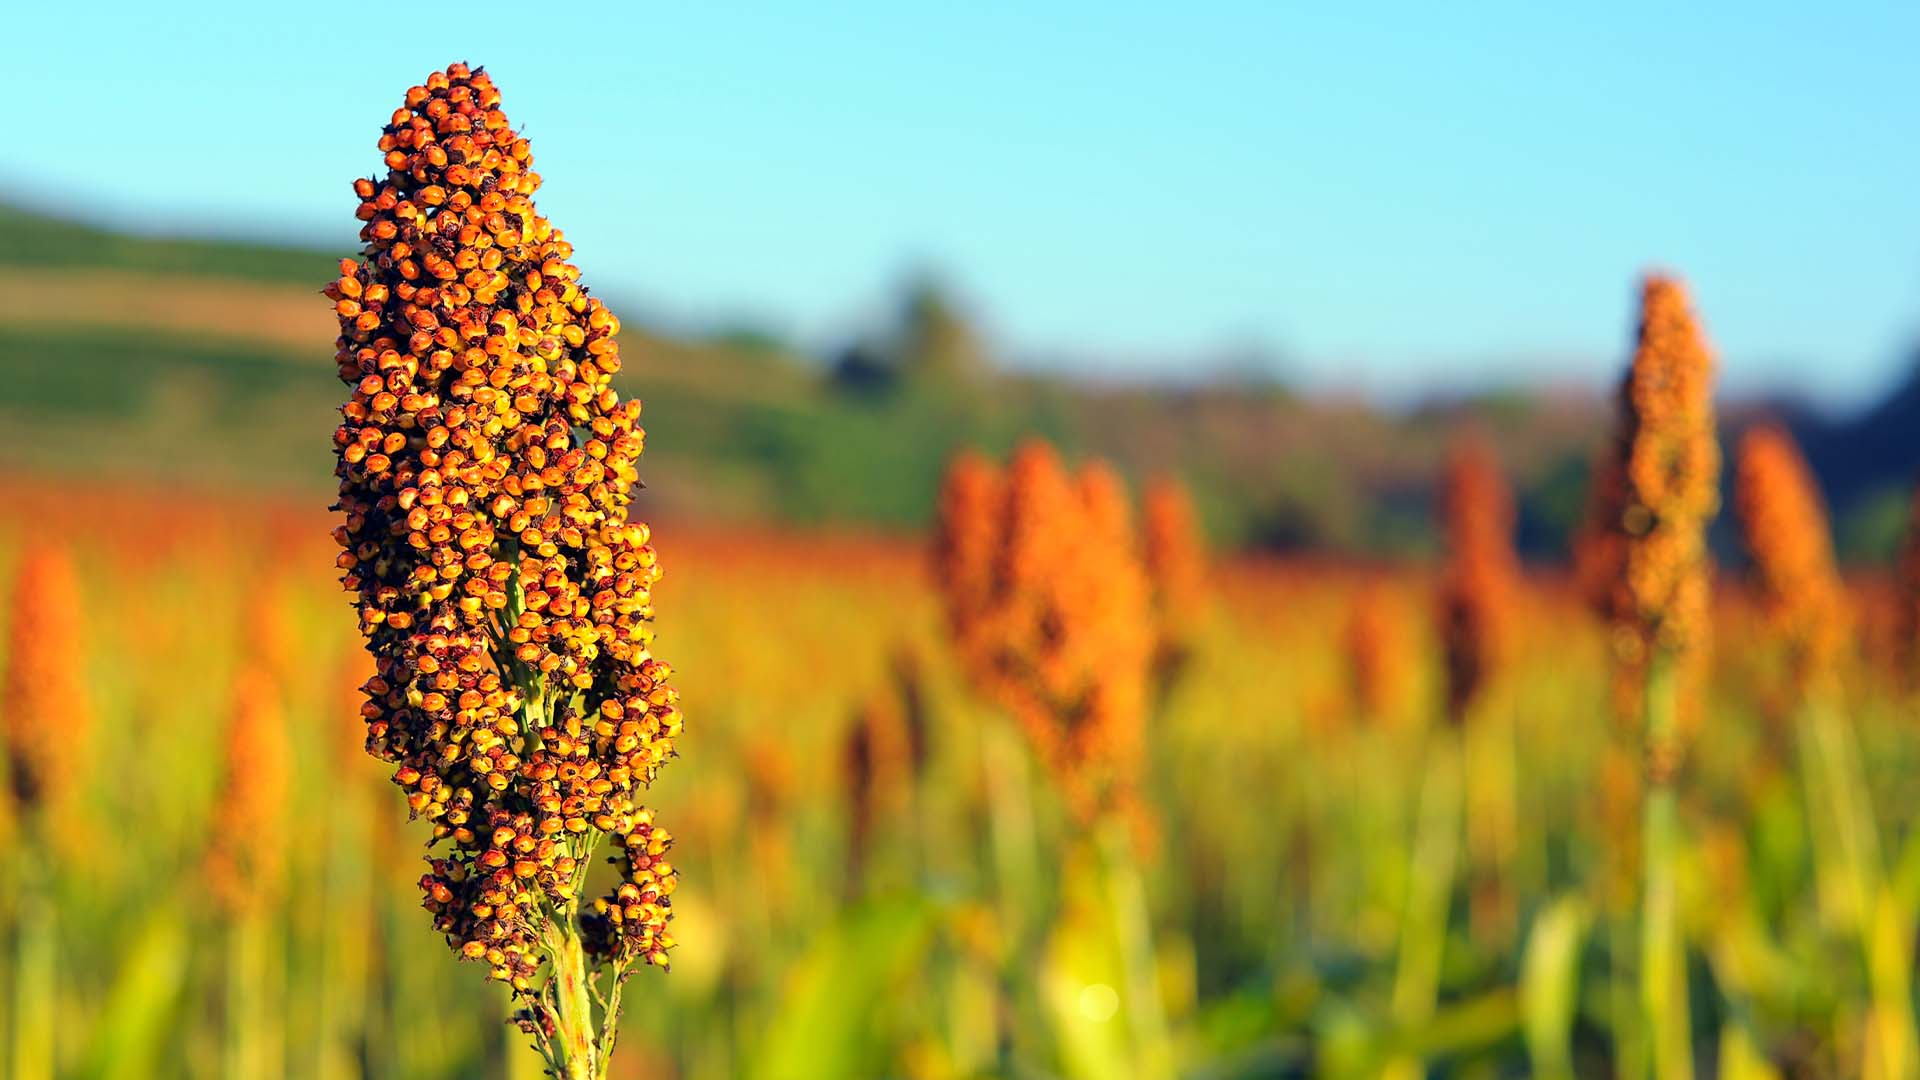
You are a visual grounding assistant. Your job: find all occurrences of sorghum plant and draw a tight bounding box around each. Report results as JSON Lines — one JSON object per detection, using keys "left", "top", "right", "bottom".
{"left": 205, "top": 668, "right": 291, "bottom": 916}
{"left": 1733, "top": 424, "right": 1848, "bottom": 694}
{"left": 932, "top": 441, "right": 1152, "bottom": 818}
{"left": 1439, "top": 434, "right": 1527, "bottom": 945}
{"left": 3, "top": 545, "right": 87, "bottom": 1080}
{"left": 205, "top": 665, "right": 291, "bottom": 1079}
{"left": 933, "top": 441, "right": 1168, "bottom": 1076}
{"left": 327, "top": 62, "right": 681, "bottom": 1079}
{"left": 1384, "top": 438, "right": 1522, "bottom": 1077}
{"left": 1897, "top": 488, "right": 1920, "bottom": 692}
{"left": 1140, "top": 475, "right": 1207, "bottom": 701}
{"left": 1590, "top": 273, "right": 1720, "bottom": 1080}
{"left": 1342, "top": 582, "right": 1412, "bottom": 727}
{"left": 4, "top": 546, "right": 89, "bottom": 828}
{"left": 1436, "top": 435, "right": 1518, "bottom": 723}
{"left": 840, "top": 691, "right": 912, "bottom": 897}
{"left": 1734, "top": 423, "right": 1916, "bottom": 1074}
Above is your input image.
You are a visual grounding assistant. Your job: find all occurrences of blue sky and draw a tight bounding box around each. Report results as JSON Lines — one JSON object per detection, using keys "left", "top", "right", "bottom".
{"left": 6, "top": 3, "right": 1918, "bottom": 405}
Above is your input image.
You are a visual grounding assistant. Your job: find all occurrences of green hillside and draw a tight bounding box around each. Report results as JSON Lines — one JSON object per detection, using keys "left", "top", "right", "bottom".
{"left": 0, "top": 204, "right": 1611, "bottom": 552}
{"left": 0, "top": 203, "right": 338, "bottom": 285}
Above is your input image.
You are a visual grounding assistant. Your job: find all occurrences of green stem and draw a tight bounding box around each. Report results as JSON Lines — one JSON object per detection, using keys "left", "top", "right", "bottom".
{"left": 1383, "top": 726, "right": 1463, "bottom": 1080}
{"left": 982, "top": 721, "right": 1041, "bottom": 1071}
{"left": 225, "top": 912, "right": 264, "bottom": 1080}
{"left": 1803, "top": 693, "right": 1918, "bottom": 1076}
{"left": 11, "top": 850, "right": 54, "bottom": 1080}
{"left": 1097, "top": 819, "right": 1173, "bottom": 1080}
{"left": 542, "top": 916, "right": 600, "bottom": 1080}
{"left": 1611, "top": 909, "right": 1647, "bottom": 1080}
{"left": 1641, "top": 656, "right": 1692, "bottom": 1080}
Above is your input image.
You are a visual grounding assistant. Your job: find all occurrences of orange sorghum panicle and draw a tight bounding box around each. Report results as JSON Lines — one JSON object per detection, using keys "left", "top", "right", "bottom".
{"left": 1436, "top": 435, "right": 1519, "bottom": 722}
{"left": 841, "top": 690, "right": 912, "bottom": 892}
{"left": 1344, "top": 580, "right": 1412, "bottom": 726}
{"left": 205, "top": 667, "right": 290, "bottom": 914}
{"left": 931, "top": 450, "right": 1004, "bottom": 676}
{"left": 1618, "top": 275, "right": 1720, "bottom": 655}
{"left": 932, "top": 441, "right": 1153, "bottom": 818}
{"left": 1067, "top": 460, "right": 1154, "bottom": 796}
{"left": 1141, "top": 475, "right": 1208, "bottom": 684}
{"left": 1894, "top": 486, "right": 1920, "bottom": 691}
{"left": 1573, "top": 451, "right": 1629, "bottom": 622}
{"left": 1733, "top": 423, "right": 1848, "bottom": 690}
{"left": 327, "top": 62, "right": 681, "bottom": 987}
{"left": 1588, "top": 273, "right": 1720, "bottom": 775}
{"left": 3, "top": 545, "right": 89, "bottom": 821}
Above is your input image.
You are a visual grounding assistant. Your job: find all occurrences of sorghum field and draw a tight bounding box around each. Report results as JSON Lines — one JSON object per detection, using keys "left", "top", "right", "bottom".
{"left": 13, "top": 414, "right": 1920, "bottom": 1079}
{"left": 9, "top": 48, "right": 1920, "bottom": 1080}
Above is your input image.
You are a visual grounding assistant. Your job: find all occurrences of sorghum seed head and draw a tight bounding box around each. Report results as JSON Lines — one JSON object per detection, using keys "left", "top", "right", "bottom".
{"left": 205, "top": 666, "right": 290, "bottom": 914}
{"left": 1141, "top": 475, "right": 1207, "bottom": 681}
{"left": 1436, "top": 434, "right": 1519, "bottom": 721}
{"left": 331, "top": 62, "right": 679, "bottom": 981}
{"left": 3, "top": 545, "right": 89, "bottom": 820}
{"left": 1582, "top": 273, "right": 1720, "bottom": 773}
{"left": 1615, "top": 273, "right": 1720, "bottom": 656}
{"left": 931, "top": 441, "right": 1152, "bottom": 819}
{"left": 1733, "top": 423, "right": 1848, "bottom": 690}
{"left": 1344, "top": 580, "right": 1412, "bottom": 726}
{"left": 1896, "top": 487, "right": 1920, "bottom": 691}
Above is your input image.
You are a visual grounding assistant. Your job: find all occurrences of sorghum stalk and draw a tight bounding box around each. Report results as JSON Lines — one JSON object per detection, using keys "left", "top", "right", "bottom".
{"left": 1436, "top": 433, "right": 1523, "bottom": 946}
{"left": 319, "top": 653, "right": 376, "bottom": 1080}
{"left": 1385, "top": 433, "right": 1522, "bottom": 1075}
{"left": 1592, "top": 273, "right": 1720, "bottom": 1080}
{"left": 841, "top": 690, "right": 912, "bottom": 899}
{"left": 10, "top": 849, "right": 54, "bottom": 1080}
{"left": 328, "top": 63, "right": 683, "bottom": 1078}
{"left": 1734, "top": 424, "right": 1916, "bottom": 1074}
{"left": 4, "top": 546, "right": 88, "bottom": 1080}
{"left": 1383, "top": 728, "right": 1463, "bottom": 1080}
{"left": 206, "top": 667, "right": 289, "bottom": 1080}
{"left": 932, "top": 442, "right": 1163, "bottom": 1073}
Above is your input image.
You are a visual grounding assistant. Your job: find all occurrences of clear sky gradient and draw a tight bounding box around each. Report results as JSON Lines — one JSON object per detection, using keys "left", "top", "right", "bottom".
{"left": 6, "top": 3, "right": 1917, "bottom": 405}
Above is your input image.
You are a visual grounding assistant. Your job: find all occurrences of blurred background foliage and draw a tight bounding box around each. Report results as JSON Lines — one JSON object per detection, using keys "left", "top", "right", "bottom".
{"left": 10, "top": 202, "right": 1918, "bottom": 565}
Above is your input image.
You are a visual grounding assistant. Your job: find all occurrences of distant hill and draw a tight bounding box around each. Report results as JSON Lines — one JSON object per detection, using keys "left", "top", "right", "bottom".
{"left": 4, "top": 201, "right": 1912, "bottom": 561}
{"left": 0, "top": 203, "right": 338, "bottom": 285}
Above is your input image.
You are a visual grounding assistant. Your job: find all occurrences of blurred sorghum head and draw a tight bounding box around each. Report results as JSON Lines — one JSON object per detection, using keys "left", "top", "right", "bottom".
{"left": 1141, "top": 475, "right": 1208, "bottom": 680}
{"left": 931, "top": 440, "right": 1152, "bottom": 818}
{"left": 1733, "top": 423, "right": 1848, "bottom": 690}
{"left": 1436, "top": 434, "right": 1519, "bottom": 721}
{"left": 3, "top": 545, "right": 89, "bottom": 823}
{"left": 1581, "top": 274, "right": 1720, "bottom": 770}
{"left": 204, "top": 667, "right": 290, "bottom": 915}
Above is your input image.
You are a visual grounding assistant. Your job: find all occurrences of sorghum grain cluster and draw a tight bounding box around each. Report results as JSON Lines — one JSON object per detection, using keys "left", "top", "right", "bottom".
{"left": 1733, "top": 424, "right": 1848, "bottom": 690}
{"left": 932, "top": 441, "right": 1151, "bottom": 816}
{"left": 1436, "top": 436, "right": 1519, "bottom": 721}
{"left": 326, "top": 61, "right": 681, "bottom": 1010}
